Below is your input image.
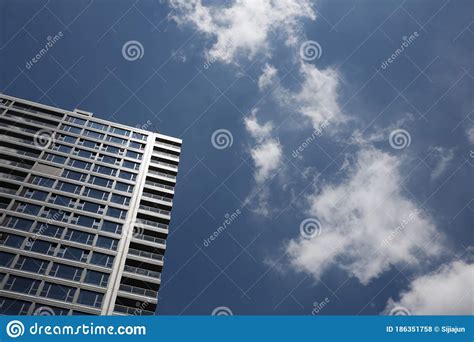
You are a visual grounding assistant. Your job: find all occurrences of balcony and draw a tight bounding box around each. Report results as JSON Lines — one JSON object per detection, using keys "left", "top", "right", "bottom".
{"left": 135, "top": 218, "right": 168, "bottom": 231}
{"left": 123, "top": 265, "right": 161, "bottom": 279}
{"left": 149, "top": 159, "right": 178, "bottom": 170}
{"left": 139, "top": 204, "right": 170, "bottom": 218}
{"left": 142, "top": 192, "right": 172, "bottom": 205}
{"left": 119, "top": 284, "right": 157, "bottom": 299}
{"left": 145, "top": 180, "right": 174, "bottom": 192}
{"left": 148, "top": 169, "right": 176, "bottom": 181}
{"left": 128, "top": 247, "right": 164, "bottom": 261}
{"left": 114, "top": 304, "right": 154, "bottom": 316}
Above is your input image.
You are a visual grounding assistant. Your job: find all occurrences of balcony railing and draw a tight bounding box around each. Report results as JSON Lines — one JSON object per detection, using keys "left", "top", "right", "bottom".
{"left": 119, "top": 284, "right": 157, "bottom": 298}
{"left": 114, "top": 304, "right": 154, "bottom": 316}
{"left": 152, "top": 150, "right": 179, "bottom": 160}
{"left": 132, "top": 234, "right": 166, "bottom": 246}
{"left": 149, "top": 159, "right": 178, "bottom": 170}
{"left": 142, "top": 192, "right": 172, "bottom": 204}
{"left": 135, "top": 218, "right": 168, "bottom": 231}
{"left": 148, "top": 169, "right": 176, "bottom": 181}
{"left": 155, "top": 141, "right": 180, "bottom": 151}
{"left": 139, "top": 205, "right": 170, "bottom": 217}
{"left": 123, "top": 265, "right": 161, "bottom": 279}
{"left": 128, "top": 247, "right": 164, "bottom": 261}
{"left": 145, "top": 180, "right": 174, "bottom": 191}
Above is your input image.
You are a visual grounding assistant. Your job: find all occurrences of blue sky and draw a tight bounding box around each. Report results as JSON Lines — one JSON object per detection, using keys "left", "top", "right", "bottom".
{"left": 1, "top": 0, "right": 473, "bottom": 315}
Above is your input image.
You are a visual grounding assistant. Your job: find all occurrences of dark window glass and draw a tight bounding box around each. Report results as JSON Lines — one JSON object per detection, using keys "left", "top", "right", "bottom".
{"left": 77, "top": 290, "right": 103, "bottom": 308}
{"left": 4, "top": 276, "right": 39, "bottom": 295}
{"left": 15, "top": 256, "right": 48, "bottom": 274}
{"left": 30, "top": 176, "right": 55, "bottom": 187}
{"left": 90, "top": 252, "right": 114, "bottom": 268}
{"left": 0, "top": 252, "right": 15, "bottom": 267}
{"left": 101, "top": 221, "right": 122, "bottom": 234}
{"left": 50, "top": 263, "right": 82, "bottom": 281}
{"left": 0, "top": 234, "right": 24, "bottom": 248}
{"left": 41, "top": 282, "right": 75, "bottom": 302}
{"left": 84, "top": 270, "right": 109, "bottom": 287}
{"left": 95, "top": 236, "right": 118, "bottom": 251}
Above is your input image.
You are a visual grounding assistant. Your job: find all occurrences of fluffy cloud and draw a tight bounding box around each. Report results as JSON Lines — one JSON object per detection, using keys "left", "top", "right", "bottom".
{"left": 467, "top": 126, "right": 474, "bottom": 144}
{"left": 284, "top": 64, "right": 343, "bottom": 129}
{"left": 170, "top": 0, "right": 315, "bottom": 64}
{"left": 384, "top": 261, "right": 474, "bottom": 315}
{"left": 287, "top": 148, "right": 444, "bottom": 284}
{"left": 429, "top": 147, "right": 455, "bottom": 181}
{"left": 244, "top": 113, "right": 282, "bottom": 184}
{"left": 258, "top": 64, "right": 278, "bottom": 90}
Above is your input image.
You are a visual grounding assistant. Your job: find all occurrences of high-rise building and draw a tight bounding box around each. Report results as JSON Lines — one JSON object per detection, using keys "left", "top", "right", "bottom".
{"left": 0, "top": 94, "right": 181, "bottom": 315}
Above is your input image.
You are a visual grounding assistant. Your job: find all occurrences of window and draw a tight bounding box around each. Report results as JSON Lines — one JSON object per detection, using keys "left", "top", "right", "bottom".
{"left": 123, "top": 160, "right": 139, "bottom": 170}
{"left": 90, "top": 252, "right": 114, "bottom": 268}
{"left": 4, "top": 275, "right": 40, "bottom": 295}
{"left": 40, "top": 208, "right": 67, "bottom": 222}
{"left": 126, "top": 150, "right": 142, "bottom": 160}
{"left": 98, "top": 154, "right": 120, "bottom": 165}
{"left": 52, "top": 144, "right": 72, "bottom": 154}
{"left": 56, "top": 181, "right": 81, "bottom": 194}
{"left": 84, "top": 270, "right": 109, "bottom": 287}
{"left": 30, "top": 175, "right": 55, "bottom": 187}
{"left": 111, "top": 194, "right": 130, "bottom": 206}
{"left": 15, "top": 256, "right": 48, "bottom": 274}
{"left": 35, "top": 224, "right": 64, "bottom": 238}
{"left": 78, "top": 139, "right": 100, "bottom": 149}
{"left": 23, "top": 188, "right": 48, "bottom": 201}
{"left": 129, "top": 141, "right": 145, "bottom": 150}
{"left": 107, "top": 135, "right": 127, "bottom": 145}
{"left": 93, "top": 165, "right": 116, "bottom": 177}
{"left": 66, "top": 116, "right": 86, "bottom": 125}
{"left": 106, "top": 207, "right": 127, "bottom": 219}
{"left": 88, "top": 176, "right": 113, "bottom": 188}
{"left": 44, "top": 153, "right": 67, "bottom": 164}
{"left": 104, "top": 145, "right": 120, "bottom": 154}
{"left": 115, "top": 182, "right": 134, "bottom": 193}
{"left": 110, "top": 127, "right": 130, "bottom": 137}
{"left": 57, "top": 134, "right": 76, "bottom": 143}
{"left": 50, "top": 263, "right": 82, "bottom": 281}
{"left": 61, "top": 124, "right": 81, "bottom": 134}
{"left": 64, "top": 229, "right": 94, "bottom": 245}
{"left": 41, "top": 282, "right": 75, "bottom": 302}
{"left": 0, "top": 297, "right": 31, "bottom": 315}
{"left": 76, "top": 149, "right": 96, "bottom": 159}
{"left": 118, "top": 170, "right": 136, "bottom": 181}
{"left": 16, "top": 203, "right": 41, "bottom": 215}
{"left": 49, "top": 194, "right": 74, "bottom": 207}
{"left": 25, "top": 240, "right": 56, "bottom": 255}
{"left": 77, "top": 290, "right": 103, "bottom": 308}
{"left": 101, "top": 221, "right": 122, "bottom": 234}
{"left": 59, "top": 246, "right": 89, "bottom": 262}
{"left": 83, "top": 188, "right": 108, "bottom": 201}
{"left": 5, "top": 217, "right": 34, "bottom": 231}
{"left": 62, "top": 169, "right": 87, "bottom": 182}
{"left": 0, "top": 252, "right": 15, "bottom": 267}
{"left": 0, "top": 234, "right": 24, "bottom": 248}
{"left": 78, "top": 201, "right": 104, "bottom": 215}
{"left": 87, "top": 122, "right": 107, "bottom": 131}
{"left": 96, "top": 236, "right": 118, "bottom": 251}
{"left": 132, "top": 132, "right": 147, "bottom": 141}
{"left": 84, "top": 130, "right": 104, "bottom": 140}
{"left": 77, "top": 215, "right": 99, "bottom": 229}
{"left": 68, "top": 159, "right": 92, "bottom": 170}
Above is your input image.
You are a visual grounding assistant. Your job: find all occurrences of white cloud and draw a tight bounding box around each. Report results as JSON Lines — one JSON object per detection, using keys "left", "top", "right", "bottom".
{"left": 170, "top": 0, "right": 315, "bottom": 64}
{"left": 384, "top": 260, "right": 474, "bottom": 315}
{"left": 258, "top": 64, "right": 278, "bottom": 90}
{"left": 429, "top": 147, "right": 455, "bottom": 181}
{"left": 287, "top": 147, "right": 444, "bottom": 284}
{"left": 244, "top": 112, "right": 282, "bottom": 184}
